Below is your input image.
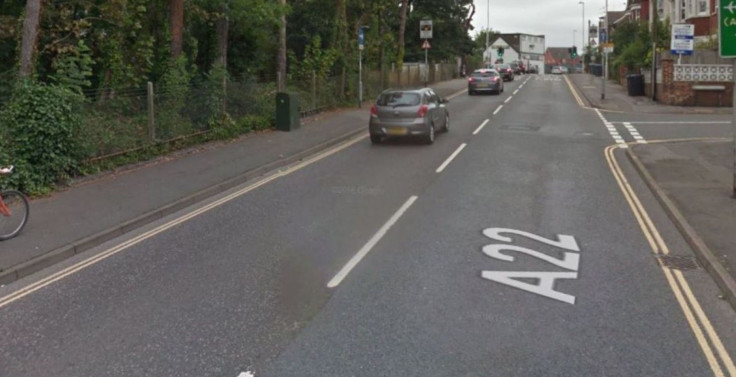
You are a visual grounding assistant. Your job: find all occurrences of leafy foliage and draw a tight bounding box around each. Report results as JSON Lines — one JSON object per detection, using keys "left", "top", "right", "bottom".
{"left": 0, "top": 80, "right": 84, "bottom": 194}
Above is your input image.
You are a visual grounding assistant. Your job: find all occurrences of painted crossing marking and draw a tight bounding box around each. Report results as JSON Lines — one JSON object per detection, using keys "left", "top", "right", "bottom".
{"left": 595, "top": 109, "right": 628, "bottom": 148}
{"left": 623, "top": 122, "right": 647, "bottom": 144}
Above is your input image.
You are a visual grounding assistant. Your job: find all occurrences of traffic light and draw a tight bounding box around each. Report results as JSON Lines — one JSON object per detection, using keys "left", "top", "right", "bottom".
{"left": 570, "top": 46, "right": 578, "bottom": 58}
{"left": 497, "top": 47, "right": 504, "bottom": 57}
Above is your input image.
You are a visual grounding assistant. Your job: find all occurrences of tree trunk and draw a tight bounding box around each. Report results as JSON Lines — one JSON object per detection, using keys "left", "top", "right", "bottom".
{"left": 277, "top": 0, "right": 286, "bottom": 91}
{"left": 18, "top": 0, "right": 42, "bottom": 78}
{"left": 397, "top": 0, "right": 409, "bottom": 72}
{"left": 215, "top": 4, "right": 228, "bottom": 68}
{"left": 169, "top": 0, "right": 184, "bottom": 58}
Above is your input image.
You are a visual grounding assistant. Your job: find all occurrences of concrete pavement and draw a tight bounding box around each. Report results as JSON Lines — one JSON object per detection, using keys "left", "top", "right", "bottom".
{"left": 0, "top": 78, "right": 469, "bottom": 285}
{"left": 629, "top": 140, "right": 736, "bottom": 309}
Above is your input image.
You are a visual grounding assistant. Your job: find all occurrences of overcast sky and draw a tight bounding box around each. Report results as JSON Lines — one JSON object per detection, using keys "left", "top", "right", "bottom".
{"left": 470, "top": 0, "right": 628, "bottom": 48}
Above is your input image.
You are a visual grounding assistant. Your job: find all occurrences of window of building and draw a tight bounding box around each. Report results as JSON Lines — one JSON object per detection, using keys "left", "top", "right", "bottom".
{"left": 697, "top": 0, "right": 708, "bottom": 14}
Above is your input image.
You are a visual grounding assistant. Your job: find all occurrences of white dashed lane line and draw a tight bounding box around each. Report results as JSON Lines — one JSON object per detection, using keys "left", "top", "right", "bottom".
{"left": 493, "top": 105, "right": 503, "bottom": 115}
{"left": 473, "top": 119, "right": 489, "bottom": 135}
{"left": 504, "top": 96, "right": 512, "bottom": 103}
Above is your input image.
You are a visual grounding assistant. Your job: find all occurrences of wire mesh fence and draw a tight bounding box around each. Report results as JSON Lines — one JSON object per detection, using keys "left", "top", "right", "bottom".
{"left": 2, "top": 62, "right": 460, "bottom": 162}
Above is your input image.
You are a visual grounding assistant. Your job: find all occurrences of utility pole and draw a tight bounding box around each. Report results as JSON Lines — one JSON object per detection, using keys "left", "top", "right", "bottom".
{"left": 602, "top": 0, "right": 608, "bottom": 100}
{"left": 579, "top": 1, "right": 585, "bottom": 69}
{"left": 485, "top": 0, "right": 490, "bottom": 65}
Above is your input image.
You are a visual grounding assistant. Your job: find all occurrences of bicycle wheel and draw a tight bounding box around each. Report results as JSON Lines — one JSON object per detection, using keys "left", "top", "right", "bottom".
{"left": 0, "top": 190, "right": 29, "bottom": 241}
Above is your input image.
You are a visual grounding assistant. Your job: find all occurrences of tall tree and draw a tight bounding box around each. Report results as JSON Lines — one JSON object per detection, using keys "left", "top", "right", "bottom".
{"left": 170, "top": 0, "right": 184, "bottom": 58}
{"left": 396, "top": 0, "right": 409, "bottom": 69}
{"left": 277, "top": 0, "right": 286, "bottom": 90}
{"left": 18, "top": 0, "right": 42, "bottom": 78}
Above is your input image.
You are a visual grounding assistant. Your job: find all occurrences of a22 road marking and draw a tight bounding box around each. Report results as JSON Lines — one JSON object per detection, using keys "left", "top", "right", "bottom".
{"left": 480, "top": 227, "right": 582, "bottom": 305}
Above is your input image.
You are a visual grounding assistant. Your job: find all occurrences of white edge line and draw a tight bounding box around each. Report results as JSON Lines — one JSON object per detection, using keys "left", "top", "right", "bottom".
{"left": 493, "top": 105, "right": 503, "bottom": 115}
{"left": 610, "top": 121, "right": 731, "bottom": 124}
{"left": 446, "top": 87, "right": 468, "bottom": 100}
{"left": 473, "top": 119, "right": 490, "bottom": 135}
{"left": 327, "top": 195, "right": 418, "bottom": 288}
{"left": 504, "top": 96, "right": 512, "bottom": 103}
{"left": 436, "top": 143, "right": 467, "bottom": 173}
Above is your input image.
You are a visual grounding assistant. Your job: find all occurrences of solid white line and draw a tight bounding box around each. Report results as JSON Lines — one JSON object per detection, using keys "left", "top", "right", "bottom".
{"left": 0, "top": 133, "right": 369, "bottom": 308}
{"left": 327, "top": 196, "right": 418, "bottom": 288}
{"left": 504, "top": 96, "right": 512, "bottom": 103}
{"left": 446, "top": 88, "right": 468, "bottom": 100}
{"left": 611, "top": 121, "right": 731, "bottom": 124}
{"left": 473, "top": 119, "right": 490, "bottom": 135}
{"left": 436, "top": 143, "right": 467, "bottom": 173}
{"left": 493, "top": 105, "right": 503, "bottom": 115}
{"left": 513, "top": 89, "right": 519, "bottom": 95}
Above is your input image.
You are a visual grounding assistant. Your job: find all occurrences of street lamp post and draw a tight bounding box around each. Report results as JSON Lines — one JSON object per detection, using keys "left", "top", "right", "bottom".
{"left": 579, "top": 1, "right": 585, "bottom": 70}
{"left": 485, "top": 0, "right": 490, "bottom": 65}
{"left": 602, "top": 0, "right": 608, "bottom": 100}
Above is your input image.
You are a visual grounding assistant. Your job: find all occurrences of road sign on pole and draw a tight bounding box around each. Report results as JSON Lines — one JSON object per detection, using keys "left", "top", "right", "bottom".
{"left": 420, "top": 20, "right": 433, "bottom": 39}
{"left": 720, "top": 0, "right": 736, "bottom": 57}
{"left": 670, "top": 24, "right": 694, "bottom": 55}
{"left": 358, "top": 27, "right": 365, "bottom": 51}
{"left": 719, "top": 0, "right": 736, "bottom": 196}
{"left": 422, "top": 40, "right": 431, "bottom": 49}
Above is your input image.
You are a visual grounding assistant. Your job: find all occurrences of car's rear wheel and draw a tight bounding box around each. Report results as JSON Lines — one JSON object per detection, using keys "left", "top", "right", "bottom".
{"left": 468, "top": 90, "right": 474, "bottom": 96}
{"left": 370, "top": 134, "right": 382, "bottom": 144}
{"left": 441, "top": 114, "right": 450, "bottom": 133}
{"left": 424, "top": 123, "right": 435, "bottom": 144}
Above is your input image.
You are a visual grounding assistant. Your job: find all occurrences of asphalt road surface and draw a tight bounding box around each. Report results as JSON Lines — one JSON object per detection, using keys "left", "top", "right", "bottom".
{"left": 2, "top": 74, "right": 735, "bottom": 377}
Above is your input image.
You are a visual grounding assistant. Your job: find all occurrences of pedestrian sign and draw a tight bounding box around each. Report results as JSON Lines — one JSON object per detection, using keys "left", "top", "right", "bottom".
{"left": 422, "top": 40, "right": 431, "bottom": 49}
{"left": 720, "top": 0, "right": 736, "bottom": 57}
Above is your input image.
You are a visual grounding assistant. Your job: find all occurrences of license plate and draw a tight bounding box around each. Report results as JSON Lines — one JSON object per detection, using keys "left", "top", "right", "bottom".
{"left": 476, "top": 83, "right": 488, "bottom": 88}
{"left": 387, "top": 127, "right": 408, "bottom": 136}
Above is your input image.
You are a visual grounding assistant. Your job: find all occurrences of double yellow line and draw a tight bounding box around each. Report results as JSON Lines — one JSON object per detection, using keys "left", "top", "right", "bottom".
{"left": 605, "top": 145, "right": 736, "bottom": 377}
{"left": 563, "top": 75, "right": 586, "bottom": 107}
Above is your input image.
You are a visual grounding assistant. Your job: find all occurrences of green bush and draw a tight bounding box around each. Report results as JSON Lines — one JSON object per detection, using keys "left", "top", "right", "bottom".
{"left": 0, "top": 80, "right": 84, "bottom": 195}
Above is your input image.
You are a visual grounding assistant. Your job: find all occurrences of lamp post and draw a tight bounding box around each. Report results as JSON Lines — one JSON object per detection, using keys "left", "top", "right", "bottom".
{"left": 485, "top": 0, "right": 490, "bottom": 65}
{"left": 579, "top": 1, "right": 585, "bottom": 69}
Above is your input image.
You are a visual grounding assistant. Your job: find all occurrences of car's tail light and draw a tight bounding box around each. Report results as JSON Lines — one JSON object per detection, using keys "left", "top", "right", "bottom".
{"left": 370, "top": 105, "right": 378, "bottom": 118}
{"left": 468, "top": 77, "right": 475, "bottom": 82}
{"left": 492, "top": 77, "right": 499, "bottom": 81}
{"left": 417, "top": 104, "right": 429, "bottom": 117}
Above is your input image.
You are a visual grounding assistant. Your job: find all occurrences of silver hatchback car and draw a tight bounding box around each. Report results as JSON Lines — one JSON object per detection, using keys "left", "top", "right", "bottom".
{"left": 369, "top": 88, "right": 450, "bottom": 144}
{"left": 468, "top": 69, "right": 504, "bottom": 95}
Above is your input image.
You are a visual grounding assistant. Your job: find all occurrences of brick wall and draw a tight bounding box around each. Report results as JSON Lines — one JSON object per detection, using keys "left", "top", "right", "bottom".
{"left": 658, "top": 59, "right": 734, "bottom": 106}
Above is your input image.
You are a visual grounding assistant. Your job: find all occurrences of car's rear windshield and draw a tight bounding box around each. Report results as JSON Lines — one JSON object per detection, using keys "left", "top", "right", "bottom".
{"left": 472, "top": 71, "right": 498, "bottom": 78}
{"left": 378, "top": 92, "right": 421, "bottom": 107}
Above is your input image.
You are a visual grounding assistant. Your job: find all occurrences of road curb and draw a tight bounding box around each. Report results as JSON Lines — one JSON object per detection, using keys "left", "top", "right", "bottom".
{"left": 626, "top": 144, "right": 736, "bottom": 311}
{"left": 0, "top": 126, "right": 367, "bottom": 286}
{"left": 567, "top": 74, "right": 598, "bottom": 109}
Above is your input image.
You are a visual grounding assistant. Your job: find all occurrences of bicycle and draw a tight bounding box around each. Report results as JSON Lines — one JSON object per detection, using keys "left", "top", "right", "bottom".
{"left": 0, "top": 166, "right": 29, "bottom": 240}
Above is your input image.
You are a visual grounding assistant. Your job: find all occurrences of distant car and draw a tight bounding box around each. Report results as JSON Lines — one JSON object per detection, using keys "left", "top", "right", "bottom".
{"left": 552, "top": 66, "right": 568, "bottom": 74}
{"left": 468, "top": 69, "right": 504, "bottom": 95}
{"left": 508, "top": 62, "right": 522, "bottom": 75}
{"left": 369, "top": 88, "right": 449, "bottom": 144}
{"left": 527, "top": 65, "right": 538, "bottom": 74}
{"left": 493, "top": 64, "right": 515, "bottom": 81}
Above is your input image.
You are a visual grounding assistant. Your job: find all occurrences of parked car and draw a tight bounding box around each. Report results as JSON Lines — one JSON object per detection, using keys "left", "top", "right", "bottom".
{"left": 508, "top": 62, "right": 522, "bottom": 75}
{"left": 468, "top": 69, "right": 504, "bottom": 95}
{"left": 369, "top": 88, "right": 449, "bottom": 145}
{"left": 493, "top": 64, "right": 515, "bottom": 81}
{"left": 551, "top": 66, "right": 568, "bottom": 74}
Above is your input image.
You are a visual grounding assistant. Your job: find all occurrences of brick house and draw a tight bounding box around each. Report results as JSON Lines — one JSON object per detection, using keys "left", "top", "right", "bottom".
{"left": 544, "top": 48, "right": 581, "bottom": 73}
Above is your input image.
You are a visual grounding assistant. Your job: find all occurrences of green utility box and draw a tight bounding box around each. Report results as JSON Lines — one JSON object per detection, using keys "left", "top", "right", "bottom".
{"left": 275, "top": 92, "right": 300, "bottom": 131}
